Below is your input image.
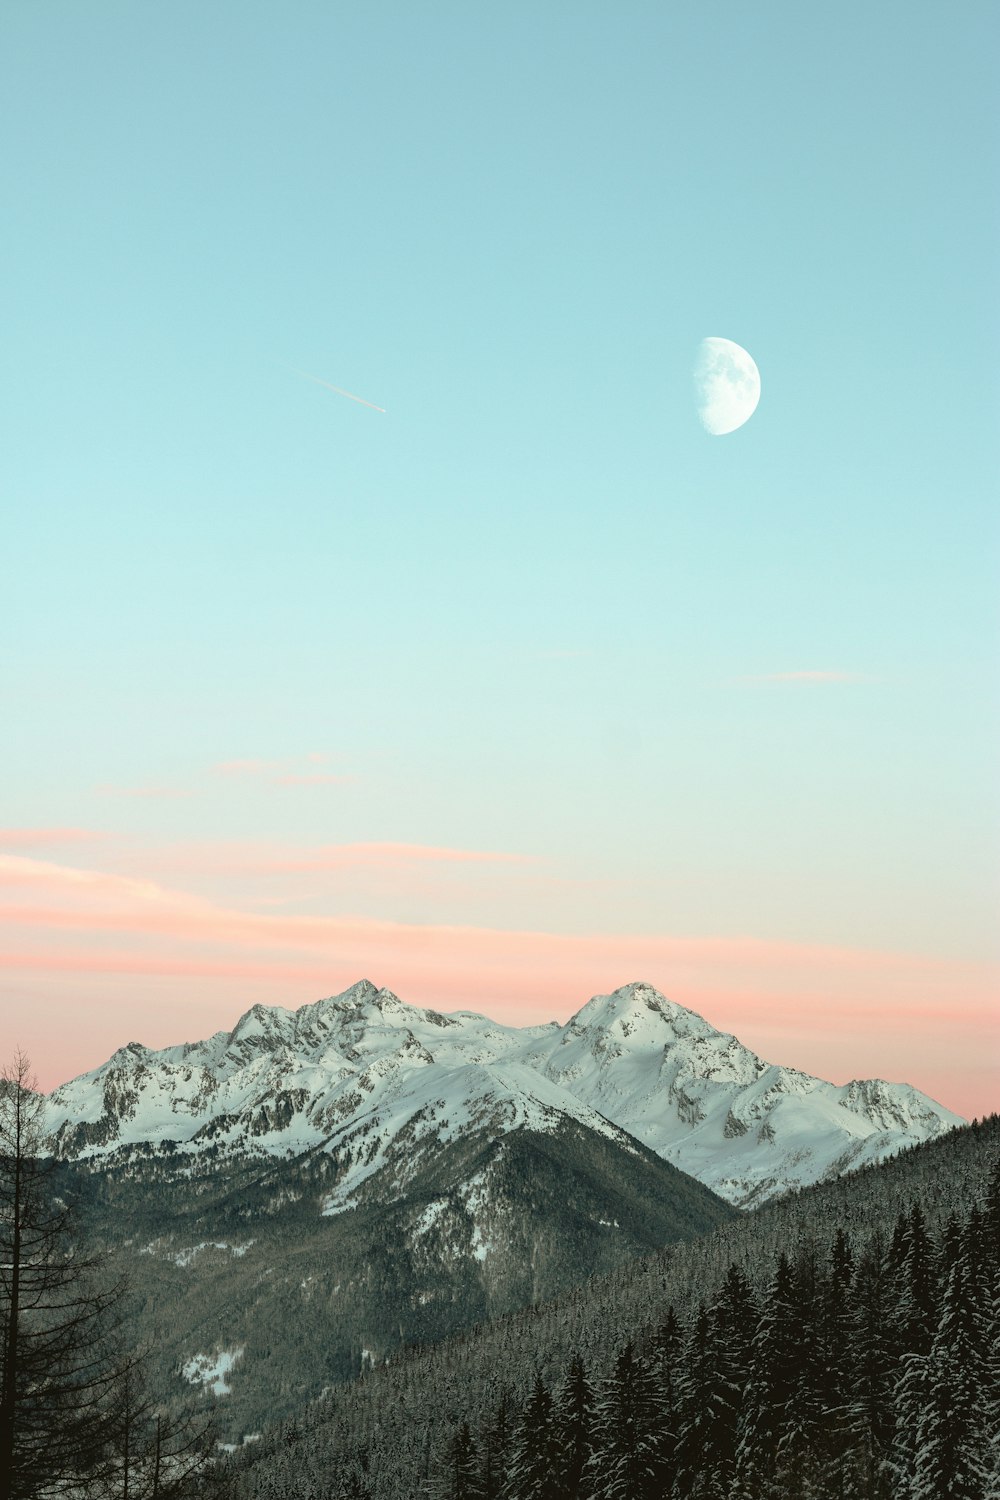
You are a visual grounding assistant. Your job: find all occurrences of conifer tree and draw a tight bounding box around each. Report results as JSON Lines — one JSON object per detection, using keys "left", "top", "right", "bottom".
{"left": 734, "top": 1251, "right": 799, "bottom": 1499}
{"left": 504, "top": 1373, "right": 556, "bottom": 1500}
{"left": 586, "top": 1341, "right": 662, "bottom": 1500}
{"left": 909, "top": 1251, "right": 992, "bottom": 1500}
{"left": 897, "top": 1206, "right": 937, "bottom": 1357}
{"left": 713, "top": 1263, "right": 756, "bottom": 1448}
{"left": 552, "top": 1352, "right": 595, "bottom": 1500}
{"left": 674, "top": 1305, "right": 722, "bottom": 1498}
{"left": 848, "top": 1234, "right": 900, "bottom": 1500}
{"left": 982, "top": 1159, "right": 1000, "bottom": 1284}
{"left": 814, "top": 1228, "right": 863, "bottom": 1499}
{"left": 648, "top": 1307, "right": 684, "bottom": 1496}
{"left": 481, "top": 1386, "right": 514, "bottom": 1500}
{"left": 443, "top": 1421, "right": 482, "bottom": 1500}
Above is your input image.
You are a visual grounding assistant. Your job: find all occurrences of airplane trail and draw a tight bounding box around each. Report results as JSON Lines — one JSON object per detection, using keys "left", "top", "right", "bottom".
{"left": 291, "top": 366, "right": 386, "bottom": 413}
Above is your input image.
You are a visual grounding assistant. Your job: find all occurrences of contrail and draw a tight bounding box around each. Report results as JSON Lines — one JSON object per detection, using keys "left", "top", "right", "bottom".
{"left": 290, "top": 365, "right": 386, "bottom": 413}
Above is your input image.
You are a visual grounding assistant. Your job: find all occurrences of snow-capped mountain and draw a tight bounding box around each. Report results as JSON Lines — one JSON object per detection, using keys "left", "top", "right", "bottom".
{"left": 45, "top": 979, "right": 962, "bottom": 1208}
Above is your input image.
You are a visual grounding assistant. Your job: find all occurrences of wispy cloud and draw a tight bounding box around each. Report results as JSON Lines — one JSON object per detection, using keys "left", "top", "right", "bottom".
{"left": 212, "top": 755, "right": 352, "bottom": 787}
{"left": 213, "top": 759, "right": 282, "bottom": 777}
{"left": 95, "top": 784, "right": 193, "bottom": 799}
{"left": 273, "top": 773, "right": 357, "bottom": 786}
{"left": 734, "top": 670, "right": 874, "bottom": 685}
{"left": 254, "top": 841, "right": 534, "bottom": 872}
{"left": 0, "top": 828, "right": 105, "bottom": 847}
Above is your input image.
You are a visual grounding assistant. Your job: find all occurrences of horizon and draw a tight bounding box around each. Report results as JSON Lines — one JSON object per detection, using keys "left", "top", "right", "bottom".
{"left": 3, "top": 3, "right": 997, "bottom": 1122}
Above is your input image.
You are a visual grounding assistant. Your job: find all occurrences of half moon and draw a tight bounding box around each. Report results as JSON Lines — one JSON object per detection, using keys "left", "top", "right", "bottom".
{"left": 694, "top": 337, "right": 761, "bottom": 435}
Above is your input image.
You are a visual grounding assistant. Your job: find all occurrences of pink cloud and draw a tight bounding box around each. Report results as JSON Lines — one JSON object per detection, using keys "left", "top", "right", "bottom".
{"left": 212, "top": 756, "right": 353, "bottom": 787}
{"left": 0, "top": 828, "right": 105, "bottom": 847}
{"left": 256, "top": 842, "right": 534, "bottom": 871}
{"left": 213, "top": 759, "right": 281, "bottom": 776}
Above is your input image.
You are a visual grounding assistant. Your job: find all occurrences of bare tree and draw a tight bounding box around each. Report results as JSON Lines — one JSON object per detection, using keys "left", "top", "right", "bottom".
{"left": 0, "top": 1050, "right": 126, "bottom": 1499}
{"left": 99, "top": 1349, "right": 221, "bottom": 1500}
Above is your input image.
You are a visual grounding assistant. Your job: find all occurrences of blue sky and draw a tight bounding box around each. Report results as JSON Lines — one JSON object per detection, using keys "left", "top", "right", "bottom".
{"left": 1, "top": 2, "right": 997, "bottom": 1107}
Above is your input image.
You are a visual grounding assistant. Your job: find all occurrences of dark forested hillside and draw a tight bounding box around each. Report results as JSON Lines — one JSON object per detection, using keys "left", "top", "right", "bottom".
{"left": 69, "top": 1116, "right": 733, "bottom": 1441}
{"left": 220, "top": 1114, "right": 1000, "bottom": 1499}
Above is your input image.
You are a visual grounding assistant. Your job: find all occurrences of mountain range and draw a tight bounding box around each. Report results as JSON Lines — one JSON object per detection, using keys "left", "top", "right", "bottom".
{"left": 45, "top": 978, "right": 961, "bottom": 1208}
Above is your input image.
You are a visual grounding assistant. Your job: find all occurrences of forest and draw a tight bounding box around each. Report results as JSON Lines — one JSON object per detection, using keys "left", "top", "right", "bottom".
{"left": 436, "top": 1188, "right": 1000, "bottom": 1499}
{"left": 222, "top": 1117, "right": 1000, "bottom": 1499}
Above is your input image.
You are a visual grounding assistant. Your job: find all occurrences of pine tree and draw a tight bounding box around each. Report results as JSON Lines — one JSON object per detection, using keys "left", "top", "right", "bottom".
{"left": 982, "top": 1158, "right": 1000, "bottom": 1285}
{"left": 586, "top": 1341, "right": 662, "bottom": 1500}
{"left": 814, "top": 1228, "right": 863, "bottom": 1499}
{"left": 552, "top": 1352, "right": 595, "bottom": 1500}
{"left": 896, "top": 1206, "right": 937, "bottom": 1357}
{"left": 983, "top": 1266, "right": 1000, "bottom": 1497}
{"left": 909, "top": 1250, "right": 992, "bottom": 1500}
{"left": 709, "top": 1260, "right": 756, "bottom": 1490}
{"left": 773, "top": 1240, "right": 830, "bottom": 1497}
{"left": 674, "top": 1304, "right": 724, "bottom": 1498}
{"left": 734, "top": 1252, "right": 799, "bottom": 1499}
{"left": 648, "top": 1307, "right": 684, "bottom": 1496}
{"left": 481, "top": 1386, "right": 514, "bottom": 1500}
{"left": 443, "top": 1422, "right": 482, "bottom": 1500}
{"left": 504, "top": 1374, "right": 557, "bottom": 1500}
{"left": 847, "top": 1234, "right": 900, "bottom": 1500}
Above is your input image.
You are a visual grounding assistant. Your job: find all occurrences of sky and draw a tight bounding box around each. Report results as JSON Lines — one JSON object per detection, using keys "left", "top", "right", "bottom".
{"left": 1, "top": 2, "right": 997, "bottom": 1117}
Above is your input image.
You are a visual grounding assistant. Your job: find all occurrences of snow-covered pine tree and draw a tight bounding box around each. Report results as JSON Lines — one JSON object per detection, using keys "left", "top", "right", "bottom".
{"left": 503, "top": 1373, "right": 557, "bottom": 1500}
{"left": 847, "top": 1233, "right": 900, "bottom": 1500}
{"left": 813, "top": 1227, "right": 865, "bottom": 1500}
{"left": 585, "top": 1340, "right": 663, "bottom": 1500}
{"left": 772, "top": 1239, "right": 830, "bottom": 1497}
{"left": 552, "top": 1352, "right": 595, "bottom": 1500}
{"left": 909, "top": 1249, "right": 992, "bottom": 1500}
{"left": 733, "top": 1251, "right": 799, "bottom": 1500}
{"left": 480, "top": 1385, "right": 515, "bottom": 1500}
{"left": 649, "top": 1305, "right": 684, "bottom": 1482}
{"left": 896, "top": 1206, "right": 937, "bottom": 1357}
{"left": 442, "top": 1422, "right": 482, "bottom": 1500}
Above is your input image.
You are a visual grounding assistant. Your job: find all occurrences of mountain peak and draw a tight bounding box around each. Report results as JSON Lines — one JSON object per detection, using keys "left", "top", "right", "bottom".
{"left": 228, "top": 1003, "right": 291, "bottom": 1046}
{"left": 570, "top": 981, "right": 699, "bottom": 1037}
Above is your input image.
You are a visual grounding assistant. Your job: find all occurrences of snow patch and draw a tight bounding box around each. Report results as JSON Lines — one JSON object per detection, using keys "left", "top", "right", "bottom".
{"left": 181, "top": 1347, "right": 244, "bottom": 1397}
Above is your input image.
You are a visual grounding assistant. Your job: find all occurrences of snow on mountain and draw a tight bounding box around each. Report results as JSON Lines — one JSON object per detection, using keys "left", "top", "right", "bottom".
{"left": 44, "top": 978, "right": 962, "bottom": 1208}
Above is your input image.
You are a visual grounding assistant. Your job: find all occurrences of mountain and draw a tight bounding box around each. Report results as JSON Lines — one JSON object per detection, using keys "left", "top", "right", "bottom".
{"left": 45, "top": 978, "right": 962, "bottom": 1208}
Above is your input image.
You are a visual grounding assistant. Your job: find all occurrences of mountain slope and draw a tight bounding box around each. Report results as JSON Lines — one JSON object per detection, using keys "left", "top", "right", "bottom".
{"left": 70, "top": 1109, "right": 734, "bottom": 1442}
{"left": 45, "top": 978, "right": 962, "bottom": 1208}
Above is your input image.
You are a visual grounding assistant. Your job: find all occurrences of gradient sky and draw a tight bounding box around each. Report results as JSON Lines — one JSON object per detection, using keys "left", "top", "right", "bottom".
{"left": 2, "top": 2, "right": 997, "bottom": 1116}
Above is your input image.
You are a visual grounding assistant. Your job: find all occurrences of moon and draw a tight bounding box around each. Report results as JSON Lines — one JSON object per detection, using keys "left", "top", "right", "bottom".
{"left": 694, "top": 337, "right": 761, "bottom": 435}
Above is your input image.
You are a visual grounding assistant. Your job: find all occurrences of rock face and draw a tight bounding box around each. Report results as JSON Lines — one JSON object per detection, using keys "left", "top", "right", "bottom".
{"left": 44, "top": 979, "right": 963, "bottom": 1208}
